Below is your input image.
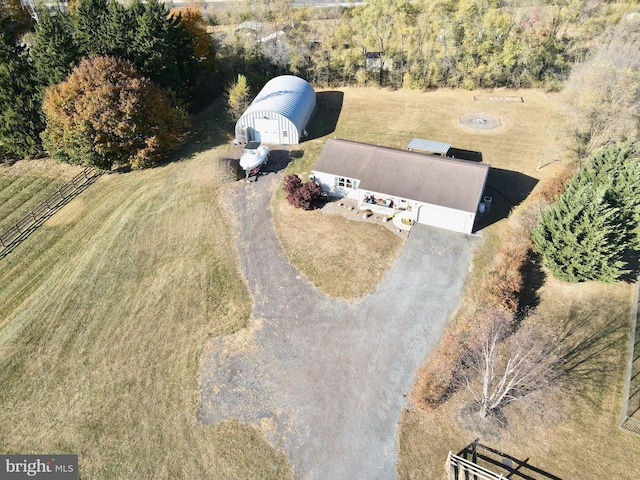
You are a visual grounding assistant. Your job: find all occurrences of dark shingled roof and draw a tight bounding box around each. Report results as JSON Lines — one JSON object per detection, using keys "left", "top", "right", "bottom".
{"left": 312, "top": 139, "right": 490, "bottom": 213}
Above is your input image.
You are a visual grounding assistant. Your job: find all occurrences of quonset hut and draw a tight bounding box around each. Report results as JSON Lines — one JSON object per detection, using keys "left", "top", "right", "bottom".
{"left": 235, "top": 75, "right": 315, "bottom": 145}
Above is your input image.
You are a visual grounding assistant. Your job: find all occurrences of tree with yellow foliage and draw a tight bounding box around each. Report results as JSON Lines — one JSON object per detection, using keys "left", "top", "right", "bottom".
{"left": 170, "top": 5, "right": 216, "bottom": 69}
{"left": 226, "top": 74, "right": 250, "bottom": 120}
{"left": 41, "top": 56, "right": 188, "bottom": 170}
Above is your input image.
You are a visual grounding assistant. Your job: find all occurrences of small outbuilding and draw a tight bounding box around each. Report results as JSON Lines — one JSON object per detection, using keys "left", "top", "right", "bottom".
{"left": 235, "top": 75, "right": 315, "bottom": 145}
{"left": 311, "top": 139, "right": 490, "bottom": 235}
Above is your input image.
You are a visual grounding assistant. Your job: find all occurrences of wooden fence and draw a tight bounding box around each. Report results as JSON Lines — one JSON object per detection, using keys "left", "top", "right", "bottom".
{"left": 0, "top": 166, "right": 101, "bottom": 257}
{"left": 449, "top": 440, "right": 563, "bottom": 480}
{"left": 447, "top": 452, "right": 506, "bottom": 480}
{"left": 621, "top": 274, "right": 640, "bottom": 435}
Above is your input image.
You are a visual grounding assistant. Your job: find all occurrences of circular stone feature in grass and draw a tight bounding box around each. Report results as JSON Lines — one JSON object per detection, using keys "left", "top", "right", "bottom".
{"left": 459, "top": 114, "right": 502, "bottom": 130}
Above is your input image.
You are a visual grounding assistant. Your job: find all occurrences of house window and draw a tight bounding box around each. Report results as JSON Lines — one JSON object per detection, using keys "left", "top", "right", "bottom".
{"left": 336, "top": 177, "right": 357, "bottom": 189}
{"left": 282, "top": 131, "right": 288, "bottom": 137}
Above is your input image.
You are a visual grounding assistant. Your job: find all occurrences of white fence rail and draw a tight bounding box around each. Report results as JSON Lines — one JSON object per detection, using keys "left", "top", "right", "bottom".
{"left": 447, "top": 452, "right": 505, "bottom": 480}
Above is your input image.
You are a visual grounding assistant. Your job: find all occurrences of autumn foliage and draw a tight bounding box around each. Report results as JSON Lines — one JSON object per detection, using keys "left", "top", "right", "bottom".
{"left": 169, "top": 6, "right": 216, "bottom": 69}
{"left": 283, "top": 174, "right": 303, "bottom": 197}
{"left": 41, "top": 56, "right": 187, "bottom": 170}
{"left": 283, "top": 174, "right": 324, "bottom": 210}
{"left": 414, "top": 171, "right": 572, "bottom": 408}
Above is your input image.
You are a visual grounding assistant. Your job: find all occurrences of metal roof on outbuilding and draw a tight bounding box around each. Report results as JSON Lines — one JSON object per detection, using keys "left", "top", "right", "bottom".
{"left": 242, "top": 76, "right": 315, "bottom": 132}
{"left": 407, "top": 138, "right": 451, "bottom": 155}
{"left": 312, "top": 139, "right": 489, "bottom": 213}
{"left": 235, "top": 75, "right": 315, "bottom": 145}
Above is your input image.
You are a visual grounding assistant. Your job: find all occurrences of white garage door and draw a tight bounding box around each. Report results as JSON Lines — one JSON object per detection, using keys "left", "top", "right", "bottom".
{"left": 417, "top": 205, "right": 471, "bottom": 234}
{"left": 254, "top": 118, "right": 280, "bottom": 144}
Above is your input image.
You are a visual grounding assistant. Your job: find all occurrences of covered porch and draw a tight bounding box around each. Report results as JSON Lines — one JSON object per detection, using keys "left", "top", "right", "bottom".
{"left": 359, "top": 191, "right": 415, "bottom": 231}
{"left": 359, "top": 191, "right": 405, "bottom": 215}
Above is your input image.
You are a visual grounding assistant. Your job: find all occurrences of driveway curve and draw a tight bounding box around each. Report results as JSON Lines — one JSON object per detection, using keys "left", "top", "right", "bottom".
{"left": 198, "top": 150, "right": 481, "bottom": 479}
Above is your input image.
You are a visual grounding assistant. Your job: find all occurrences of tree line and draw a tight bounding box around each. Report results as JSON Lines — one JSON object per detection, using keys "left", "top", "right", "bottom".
{"left": 0, "top": 0, "right": 216, "bottom": 168}
{"left": 218, "top": 0, "right": 594, "bottom": 91}
{"left": 1, "top": 0, "right": 637, "bottom": 169}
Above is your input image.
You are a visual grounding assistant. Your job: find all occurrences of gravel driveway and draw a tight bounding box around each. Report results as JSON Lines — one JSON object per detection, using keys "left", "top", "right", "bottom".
{"left": 198, "top": 150, "right": 481, "bottom": 479}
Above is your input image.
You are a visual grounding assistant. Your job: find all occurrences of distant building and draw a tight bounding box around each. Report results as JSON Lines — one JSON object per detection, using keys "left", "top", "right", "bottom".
{"left": 235, "top": 21, "right": 263, "bottom": 33}
{"left": 365, "top": 51, "right": 394, "bottom": 72}
{"left": 235, "top": 75, "right": 316, "bottom": 145}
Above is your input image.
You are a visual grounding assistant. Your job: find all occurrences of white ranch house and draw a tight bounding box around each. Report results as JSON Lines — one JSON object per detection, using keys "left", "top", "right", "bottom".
{"left": 311, "top": 139, "right": 490, "bottom": 235}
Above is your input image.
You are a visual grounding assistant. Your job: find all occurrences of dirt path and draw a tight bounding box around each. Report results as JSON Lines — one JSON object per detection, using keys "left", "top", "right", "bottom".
{"left": 198, "top": 150, "right": 480, "bottom": 479}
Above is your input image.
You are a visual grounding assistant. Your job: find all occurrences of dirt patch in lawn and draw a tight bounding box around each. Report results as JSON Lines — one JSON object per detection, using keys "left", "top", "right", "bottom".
{"left": 45, "top": 197, "right": 87, "bottom": 226}
{"left": 459, "top": 113, "right": 503, "bottom": 130}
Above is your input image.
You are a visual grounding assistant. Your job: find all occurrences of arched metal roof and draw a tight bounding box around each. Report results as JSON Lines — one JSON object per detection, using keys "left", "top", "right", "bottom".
{"left": 241, "top": 75, "right": 315, "bottom": 132}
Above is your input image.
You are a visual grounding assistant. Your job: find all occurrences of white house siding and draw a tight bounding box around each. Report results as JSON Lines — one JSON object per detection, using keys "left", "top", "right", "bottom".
{"left": 311, "top": 139, "right": 489, "bottom": 235}
{"left": 314, "top": 172, "right": 476, "bottom": 234}
{"left": 313, "top": 171, "right": 359, "bottom": 199}
{"left": 416, "top": 203, "right": 475, "bottom": 234}
{"left": 358, "top": 189, "right": 408, "bottom": 214}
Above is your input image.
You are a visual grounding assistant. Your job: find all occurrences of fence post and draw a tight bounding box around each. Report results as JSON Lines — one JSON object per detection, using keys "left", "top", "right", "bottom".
{"left": 0, "top": 167, "right": 101, "bottom": 258}
{"left": 621, "top": 274, "right": 640, "bottom": 427}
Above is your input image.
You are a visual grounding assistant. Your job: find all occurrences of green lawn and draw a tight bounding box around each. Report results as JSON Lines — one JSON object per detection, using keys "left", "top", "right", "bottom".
{"left": 0, "top": 104, "right": 293, "bottom": 479}
{"left": 0, "top": 161, "right": 84, "bottom": 232}
{"left": 2, "top": 86, "right": 638, "bottom": 480}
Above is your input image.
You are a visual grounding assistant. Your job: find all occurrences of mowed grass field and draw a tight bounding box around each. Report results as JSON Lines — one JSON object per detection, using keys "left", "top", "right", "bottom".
{"left": 0, "top": 160, "right": 85, "bottom": 232}
{"left": 274, "top": 87, "right": 565, "bottom": 298}
{"left": 0, "top": 104, "right": 293, "bottom": 478}
{"left": 2, "top": 86, "right": 638, "bottom": 479}
{"left": 275, "top": 87, "right": 640, "bottom": 479}
{"left": 321, "top": 87, "right": 564, "bottom": 179}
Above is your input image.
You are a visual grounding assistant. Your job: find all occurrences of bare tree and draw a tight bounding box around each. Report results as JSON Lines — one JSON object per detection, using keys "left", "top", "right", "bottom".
{"left": 459, "top": 313, "right": 565, "bottom": 419}
{"left": 562, "top": 14, "right": 640, "bottom": 159}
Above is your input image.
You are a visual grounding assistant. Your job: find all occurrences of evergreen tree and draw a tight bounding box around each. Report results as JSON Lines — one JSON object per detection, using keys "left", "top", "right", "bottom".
{"left": 583, "top": 142, "right": 640, "bottom": 247}
{"left": 533, "top": 177, "right": 629, "bottom": 283}
{"left": 31, "top": 9, "right": 79, "bottom": 86}
{"left": 71, "top": 0, "right": 109, "bottom": 57}
{"left": 129, "top": 0, "right": 184, "bottom": 95}
{"left": 102, "top": 0, "right": 135, "bottom": 59}
{"left": 0, "top": 16, "right": 44, "bottom": 158}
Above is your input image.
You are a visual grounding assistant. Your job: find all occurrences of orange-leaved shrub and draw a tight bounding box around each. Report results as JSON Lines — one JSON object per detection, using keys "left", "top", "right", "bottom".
{"left": 414, "top": 168, "right": 573, "bottom": 408}
{"left": 41, "top": 56, "right": 188, "bottom": 170}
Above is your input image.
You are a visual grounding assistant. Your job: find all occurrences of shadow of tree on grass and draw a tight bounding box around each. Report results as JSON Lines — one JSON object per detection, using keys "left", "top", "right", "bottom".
{"left": 167, "top": 96, "right": 236, "bottom": 165}
{"left": 517, "top": 251, "right": 546, "bottom": 317}
{"left": 556, "top": 298, "right": 629, "bottom": 404}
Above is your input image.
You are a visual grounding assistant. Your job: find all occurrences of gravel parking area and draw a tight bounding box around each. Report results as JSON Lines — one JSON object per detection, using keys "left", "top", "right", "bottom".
{"left": 198, "top": 151, "right": 480, "bottom": 479}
